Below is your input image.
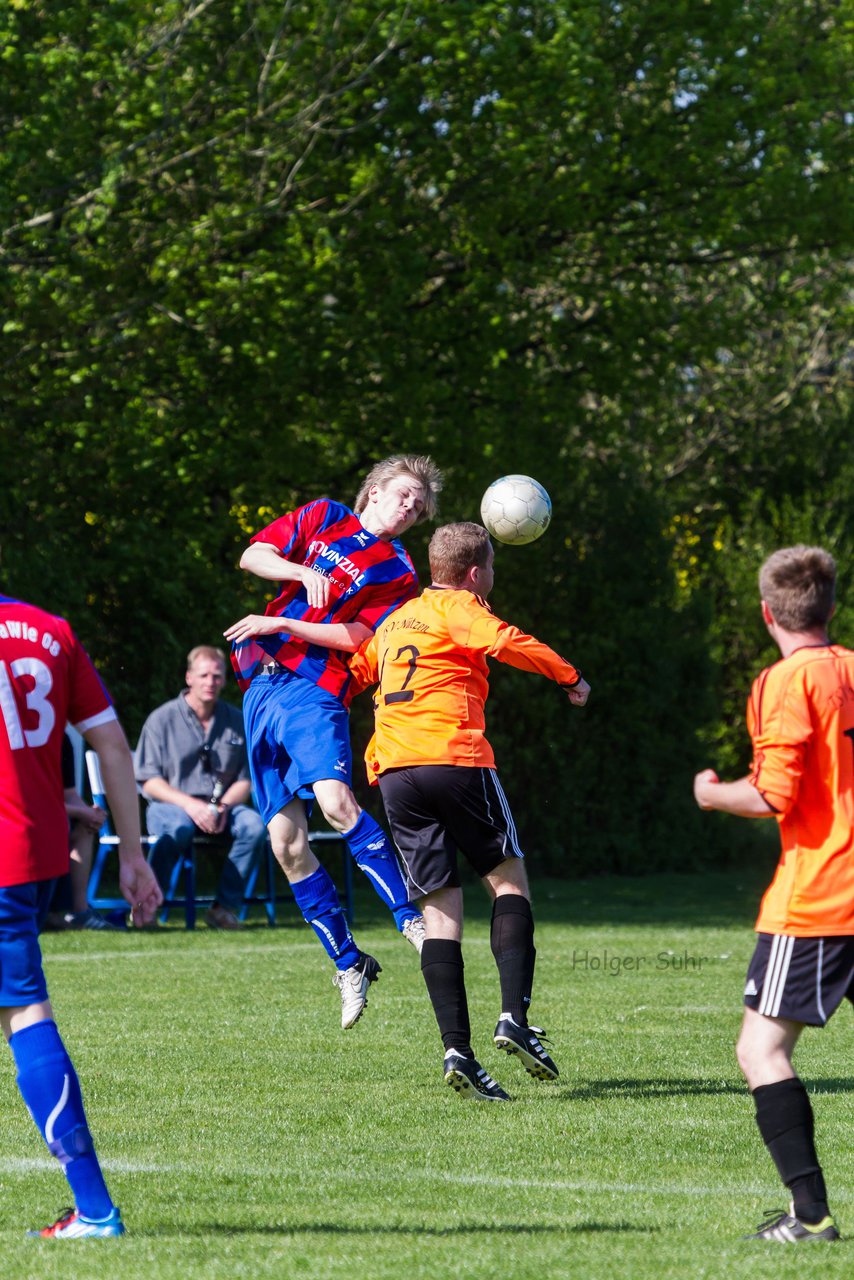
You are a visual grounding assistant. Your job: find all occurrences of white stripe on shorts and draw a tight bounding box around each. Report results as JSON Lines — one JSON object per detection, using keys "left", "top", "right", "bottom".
{"left": 759, "top": 934, "right": 795, "bottom": 1017}
{"left": 481, "top": 769, "right": 523, "bottom": 859}
{"left": 816, "top": 939, "right": 827, "bottom": 1024}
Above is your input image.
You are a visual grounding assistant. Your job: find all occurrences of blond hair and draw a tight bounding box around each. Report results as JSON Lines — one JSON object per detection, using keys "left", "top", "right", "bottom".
{"left": 186, "top": 645, "right": 227, "bottom": 672}
{"left": 759, "top": 545, "right": 836, "bottom": 631}
{"left": 429, "top": 523, "right": 492, "bottom": 586}
{"left": 353, "top": 454, "right": 443, "bottom": 522}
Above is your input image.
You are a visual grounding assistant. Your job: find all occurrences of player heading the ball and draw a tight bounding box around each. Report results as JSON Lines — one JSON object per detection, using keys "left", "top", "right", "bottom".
{"left": 224, "top": 454, "right": 443, "bottom": 1030}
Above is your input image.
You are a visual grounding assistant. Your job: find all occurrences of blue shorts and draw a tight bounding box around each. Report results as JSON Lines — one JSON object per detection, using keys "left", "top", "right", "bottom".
{"left": 0, "top": 881, "right": 55, "bottom": 1007}
{"left": 242, "top": 669, "right": 352, "bottom": 825}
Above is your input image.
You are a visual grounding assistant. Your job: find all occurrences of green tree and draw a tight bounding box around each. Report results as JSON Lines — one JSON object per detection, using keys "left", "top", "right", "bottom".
{"left": 1, "top": 0, "right": 850, "bottom": 868}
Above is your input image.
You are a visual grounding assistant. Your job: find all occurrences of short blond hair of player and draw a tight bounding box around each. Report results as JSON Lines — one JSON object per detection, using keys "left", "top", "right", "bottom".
{"left": 354, "top": 454, "right": 443, "bottom": 522}
{"left": 694, "top": 544, "right": 852, "bottom": 1243}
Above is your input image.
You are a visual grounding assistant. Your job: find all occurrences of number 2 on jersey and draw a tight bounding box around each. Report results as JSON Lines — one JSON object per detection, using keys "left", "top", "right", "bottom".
{"left": 382, "top": 644, "right": 420, "bottom": 705}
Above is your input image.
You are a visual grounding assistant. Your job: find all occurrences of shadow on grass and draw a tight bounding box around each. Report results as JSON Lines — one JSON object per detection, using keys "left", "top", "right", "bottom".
{"left": 561, "top": 1076, "right": 746, "bottom": 1101}
{"left": 517, "top": 871, "right": 778, "bottom": 930}
{"left": 99, "top": 867, "right": 780, "bottom": 935}
{"left": 145, "top": 1220, "right": 657, "bottom": 1238}
{"left": 801, "top": 1077, "right": 854, "bottom": 1095}
{"left": 343, "top": 867, "right": 781, "bottom": 933}
{"left": 552, "top": 1076, "right": 854, "bottom": 1101}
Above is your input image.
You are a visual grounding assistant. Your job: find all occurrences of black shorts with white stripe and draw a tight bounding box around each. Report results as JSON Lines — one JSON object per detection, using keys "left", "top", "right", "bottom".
{"left": 744, "top": 932, "right": 854, "bottom": 1026}
{"left": 378, "top": 764, "right": 524, "bottom": 901}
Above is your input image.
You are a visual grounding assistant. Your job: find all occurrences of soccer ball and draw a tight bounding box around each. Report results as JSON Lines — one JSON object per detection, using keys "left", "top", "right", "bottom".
{"left": 480, "top": 475, "right": 552, "bottom": 546}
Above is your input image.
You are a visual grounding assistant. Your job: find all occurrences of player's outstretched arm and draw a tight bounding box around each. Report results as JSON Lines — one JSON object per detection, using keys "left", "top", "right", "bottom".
{"left": 693, "top": 769, "right": 775, "bottom": 817}
{"left": 85, "top": 719, "right": 163, "bottom": 925}
{"left": 224, "top": 613, "right": 371, "bottom": 653}
{"left": 461, "top": 607, "right": 586, "bottom": 695}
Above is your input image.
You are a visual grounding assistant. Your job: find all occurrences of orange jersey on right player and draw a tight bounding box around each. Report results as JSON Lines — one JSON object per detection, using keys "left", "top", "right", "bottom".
{"left": 348, "top": 587, "right": 581, "bottom": 781}
{"left": 748, "top": 644, "right": 854, "bottom": 936}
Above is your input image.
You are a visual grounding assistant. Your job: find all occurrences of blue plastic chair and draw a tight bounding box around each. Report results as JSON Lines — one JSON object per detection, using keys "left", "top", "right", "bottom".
{"left": 85, "top": 751, "right": 278, "bottom": 928}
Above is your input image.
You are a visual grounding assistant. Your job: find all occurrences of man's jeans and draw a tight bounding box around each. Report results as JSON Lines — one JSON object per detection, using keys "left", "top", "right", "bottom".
{"left": 145, "top": 802, "right": 266, "bottom": 912}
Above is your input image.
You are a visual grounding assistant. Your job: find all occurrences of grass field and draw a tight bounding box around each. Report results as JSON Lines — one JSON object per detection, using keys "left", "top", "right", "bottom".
{"left": 1, "top": 868, "right": 852, "bottom": 1280}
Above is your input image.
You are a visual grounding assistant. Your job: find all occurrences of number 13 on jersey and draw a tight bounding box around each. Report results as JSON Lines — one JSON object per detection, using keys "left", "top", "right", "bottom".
{"left": 0, "top": 659, "right": 56, "bottom": 749}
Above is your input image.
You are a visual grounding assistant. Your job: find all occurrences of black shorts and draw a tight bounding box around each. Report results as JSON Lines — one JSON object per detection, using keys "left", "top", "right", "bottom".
{"left": 378, "top": 765, "right": 524, "bottom": 900}
{"left": 744, "top": 933, "right": 854, "bottom": 1026}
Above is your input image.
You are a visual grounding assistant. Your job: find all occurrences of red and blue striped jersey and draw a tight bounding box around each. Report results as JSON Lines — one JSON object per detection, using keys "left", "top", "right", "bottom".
{"left": 231, "top": 499, "right": 419, "bottom": 703}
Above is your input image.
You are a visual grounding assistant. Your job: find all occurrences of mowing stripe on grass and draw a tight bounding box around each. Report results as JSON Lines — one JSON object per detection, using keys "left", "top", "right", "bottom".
{"left": 2, "top": 1156, "right": 852, "bottom": 1205}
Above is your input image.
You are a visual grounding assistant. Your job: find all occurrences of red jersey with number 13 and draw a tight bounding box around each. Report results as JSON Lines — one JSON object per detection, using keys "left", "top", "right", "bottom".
{"left": 0, "top": 596, "right": 117, "bottom": 886}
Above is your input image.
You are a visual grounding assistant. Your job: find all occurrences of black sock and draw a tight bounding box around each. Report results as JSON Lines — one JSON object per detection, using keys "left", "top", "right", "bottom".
{"left": 421, "top": 939, "right": 471, "bottom": 1055}
{"left": 490, "top": 895, "right": 535, "bottom": 1024}
{"left": 752, "top": 1078, "right": 829, "bottom": 1223}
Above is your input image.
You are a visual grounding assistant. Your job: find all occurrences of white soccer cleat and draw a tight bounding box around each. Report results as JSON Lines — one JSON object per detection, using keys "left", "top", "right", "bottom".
{"left": 332, "top": 952, "right": 382, "bottom": 1029}
{"left": 401, "top": 916, "right": 426, "bottom": 954}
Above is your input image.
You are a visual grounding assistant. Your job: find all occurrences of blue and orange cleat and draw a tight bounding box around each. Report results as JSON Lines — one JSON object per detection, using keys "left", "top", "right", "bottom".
{"left": 28, "top": 1206, "right": 125, "bottom": 1239}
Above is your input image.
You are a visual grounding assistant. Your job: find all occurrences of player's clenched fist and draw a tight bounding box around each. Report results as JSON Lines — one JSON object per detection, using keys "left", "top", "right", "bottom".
{"left": 693, "top": 768, "right": 720, "bottom": 809}
{"left": 567, "top": 678, "right": 591, "bottom": 707}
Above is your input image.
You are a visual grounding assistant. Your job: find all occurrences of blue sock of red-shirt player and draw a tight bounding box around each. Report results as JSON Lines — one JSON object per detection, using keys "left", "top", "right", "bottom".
{"left": 343, "top": 811, "right": 419, "bottom": 932}
{"left": 10, "top": 1019, "right": 114, "bottom": 1220}
{"left": 290, "top": 866, "right": 361, "bottom": 969}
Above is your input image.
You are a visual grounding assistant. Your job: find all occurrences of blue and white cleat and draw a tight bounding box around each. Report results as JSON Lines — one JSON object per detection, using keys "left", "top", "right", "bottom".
{"left": 28, "top": 1206, "right": 125, "bottom": 1239}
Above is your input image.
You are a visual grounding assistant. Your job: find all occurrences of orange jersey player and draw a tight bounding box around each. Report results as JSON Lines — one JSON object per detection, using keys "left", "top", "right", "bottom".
{"left": 694, "top": 544, "right": 853, "bottom": 1243}
{"left": 747, "top": 648, "right": 854, "bottom": 938}
{"left": 349, "top": 521, "right": 590, "bottom": 1101}
{"left": 352, "top": 566, "right": 583, "bottom": 779}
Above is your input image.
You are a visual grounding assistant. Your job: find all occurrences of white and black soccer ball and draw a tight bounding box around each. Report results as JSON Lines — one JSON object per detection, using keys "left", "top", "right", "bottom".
{"left": 480, "top": 475, "right": 552, "bottom": 546}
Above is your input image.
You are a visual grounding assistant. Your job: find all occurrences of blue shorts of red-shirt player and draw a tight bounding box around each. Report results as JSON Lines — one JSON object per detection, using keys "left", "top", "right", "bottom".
{"left": 242, "top": 668, "right": 352, "bottom": 825}
{"left": 240, "top": 666, "right": 421, "bottom": 973}
{"left": 0, "top": 881, "right": 54, "bottom": 1006}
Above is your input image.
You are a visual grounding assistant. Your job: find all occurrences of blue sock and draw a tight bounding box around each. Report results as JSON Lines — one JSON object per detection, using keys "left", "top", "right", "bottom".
{"left": 10, "top": 1019, "right": 113, "bottom": 1221}
{"left": 344, "top": 811, "right": 419, "bottom": 931}
{"left": 291, "top": 866, "right": 360, "bottom": 970}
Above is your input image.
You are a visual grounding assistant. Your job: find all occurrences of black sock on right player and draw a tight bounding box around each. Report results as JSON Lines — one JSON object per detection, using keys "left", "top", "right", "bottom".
{"left": 752, "top": 1077, "right": 830, "bottom": 1223}
{"left": 421, "top": 938, "right": 472, "bottom": 1055}
{"left": 490, "top": 894, "right": 535, "bottom": 1024}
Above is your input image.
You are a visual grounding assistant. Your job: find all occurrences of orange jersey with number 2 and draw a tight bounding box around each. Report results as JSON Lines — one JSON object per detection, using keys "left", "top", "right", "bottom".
{"left": 749, "top": 644, "right": 854, "bottom": 936}
{"left": 348, "top": 587, "right": 581, "bottom": 781}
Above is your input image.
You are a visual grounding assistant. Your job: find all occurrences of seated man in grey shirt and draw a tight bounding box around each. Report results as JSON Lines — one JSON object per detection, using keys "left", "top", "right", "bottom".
{"left": 134, "top": 645, "right": 266, "bottom": 929}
